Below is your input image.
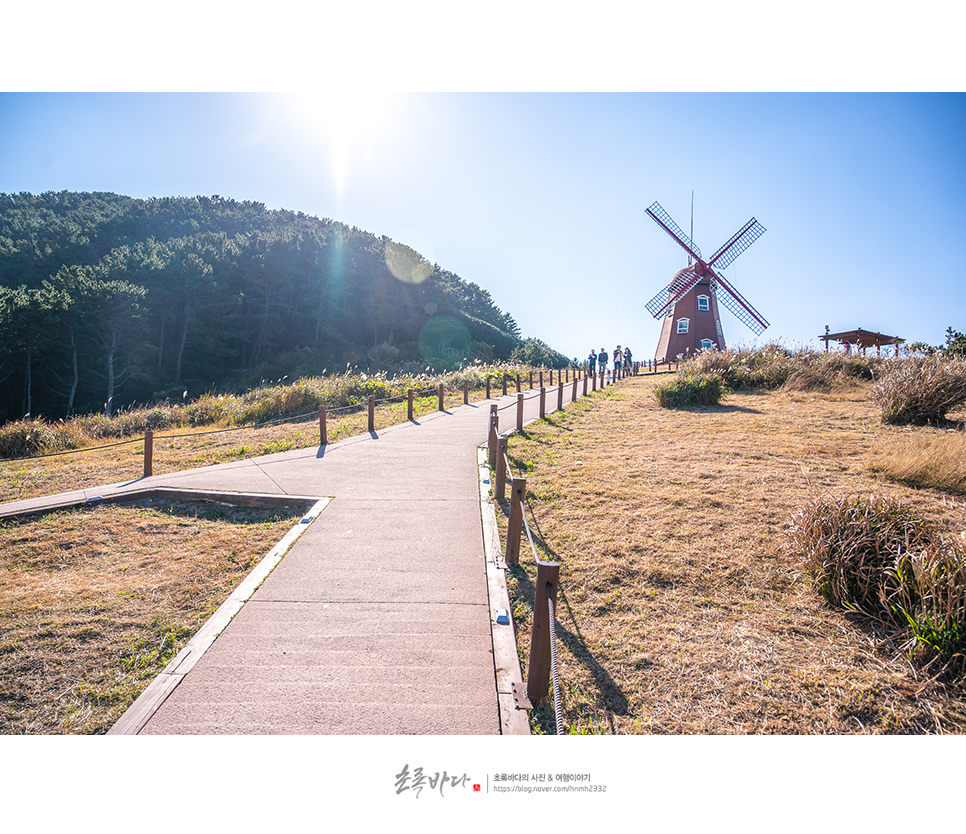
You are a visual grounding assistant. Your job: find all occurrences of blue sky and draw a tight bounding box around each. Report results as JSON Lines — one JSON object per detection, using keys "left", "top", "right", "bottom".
{"left": 2, "top": 91, "right": 964, "bottom": 362}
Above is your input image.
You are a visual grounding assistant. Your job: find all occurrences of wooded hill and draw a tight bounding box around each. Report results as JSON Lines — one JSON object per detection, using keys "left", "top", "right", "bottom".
{"left": 0, "top": 191, "right": 562, "bottom": 424}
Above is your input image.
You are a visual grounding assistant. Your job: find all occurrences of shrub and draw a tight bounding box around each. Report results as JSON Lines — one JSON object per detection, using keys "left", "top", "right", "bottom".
{"left": 0, "top": 419, "right": 59, "bottom": 458}
{"left": 788, "top": 494, "right": 936, "bottom": 617}
{"left": 782, "top": 351, "right": 878, "bottom": 392}
{"left": 654, "top": 372, "right": 725, "bottom": 408}
{"left": 889, "top": 544, "right": 966, "bottom": 667}
{"left": 871, "top": 355, "right": 966, "bottom": 425}
{"left": 0, "top": 418, "right": 82, "bottom": 458}
{"left": 680, "top": 344, "right": 880, "bottom": 393}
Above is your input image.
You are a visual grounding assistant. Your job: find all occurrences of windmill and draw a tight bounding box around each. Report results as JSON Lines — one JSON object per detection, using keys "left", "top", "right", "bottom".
{"left": 644, "top": 201, "right": 768, "bottom": 363}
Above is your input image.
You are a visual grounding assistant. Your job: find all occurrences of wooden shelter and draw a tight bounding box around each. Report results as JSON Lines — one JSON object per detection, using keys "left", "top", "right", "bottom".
{"left": 821, "top": 326, "right": 903, "bottom": 356}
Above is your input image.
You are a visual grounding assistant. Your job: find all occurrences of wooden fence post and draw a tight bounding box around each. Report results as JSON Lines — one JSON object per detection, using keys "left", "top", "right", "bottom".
{"left": 515, "top": 374, "right": 521, "bottom": 393}
{"left": 438, "top": 383, "right": 444, "bottom": 411}
{"left": 516, "top": 392, "right": 524, "bottom": 432}
{"left": 368, "top": 396, "right": 375, "bottom": 432}
{"left": 539, "top": 371, "right": 544, "bottom": 388}
{"left": 464, "top": 380, "right": 469, "bottom": 405}
{"left": 572, "top": 378, "right": 577, "bottom": 402}
{"left": 408, "top": 389, "right": 414, "bottom": 421}
{"left": 583, "top": 375, "right": 588, "bottom": 396}
{"left": 319, "top": 406, "right": 327, "bottom": 445}
{"left": 505, "top": 476, "right": 526, "bottom": 565}
{"left": 143, "top": 429, "right": 153, "bottom": 478}
{"left": 488, "top": 405, "right": 499, "bottom": 468}
{"left": 527, "top": 560, "right": 561, "bottom": 706}
{"left": 539, "top": 387, "right": 546, "bottom": 418}
{"left": 556, "top": 382, "right": 563, "bottom": 412}
{"left": 486, "top": 376, "right": 491, "bottom": 399}
{"left": 495, "top": 435, "right": 508, "bottom": 501}
{"left": 502, "top": 374, "right": 507, "bottom": 396}
{"left": 529, "top": 372, "right": 533, "bottom": 390}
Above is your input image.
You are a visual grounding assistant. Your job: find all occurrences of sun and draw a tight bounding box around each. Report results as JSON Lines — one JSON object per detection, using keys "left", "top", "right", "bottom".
{"left": 283, "top": 91, "right": 393, "bottom": 200}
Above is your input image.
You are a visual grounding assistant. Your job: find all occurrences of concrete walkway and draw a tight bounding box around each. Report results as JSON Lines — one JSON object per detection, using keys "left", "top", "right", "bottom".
{"left": 2, "top": 374, "right": 620, "bottom": 734}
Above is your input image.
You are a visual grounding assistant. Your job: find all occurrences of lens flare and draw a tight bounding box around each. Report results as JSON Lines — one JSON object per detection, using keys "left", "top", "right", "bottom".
{"left": 385, "top": 240, "right": 433, "bottom": 284}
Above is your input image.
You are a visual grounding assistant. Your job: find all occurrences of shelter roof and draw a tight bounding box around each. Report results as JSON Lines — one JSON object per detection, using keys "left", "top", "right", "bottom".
{"left": 820, "top": 327, "right": 903, "bottom": 347}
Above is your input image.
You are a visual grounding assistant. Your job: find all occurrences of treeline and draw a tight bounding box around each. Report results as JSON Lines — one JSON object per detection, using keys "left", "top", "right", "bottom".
{"left": 0, "top": 191, "right": 565, "bottom": 424}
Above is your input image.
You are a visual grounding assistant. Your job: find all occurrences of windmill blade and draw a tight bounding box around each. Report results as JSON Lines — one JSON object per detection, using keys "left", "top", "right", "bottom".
{"left": 707, "top": 218, "right": 766, "bottom": 270}
{"left": 645, "top": 267, "right": 700, "bottom": 318}
{"left": 711, "top": 270, "right": 769, "bottom": 335}
{"left": 645, "top": 202, "right": 702, "bottom": 262}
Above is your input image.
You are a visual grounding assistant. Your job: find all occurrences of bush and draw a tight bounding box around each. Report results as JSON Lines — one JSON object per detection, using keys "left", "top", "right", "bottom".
{"left": 0, "top": 418, "right": 81, "bottom": 458}
{"left": 871, "top": 355, "right": 966, "bottom": 425}
{"left": 680, "top": 344, "right": 880, "bottom": 393}
{"left": 788, "top": 494, "right": 936, "bottom": 617}
{"left": 889, "top": 544, "right": 966, "bottom": 667}
{"left": 788, "top": 493, "right": 966, "bottom": 670}
{"left": 679, "top": 343, "right": 797, "bottom": 390}
{"left": 654, "top": 372, "right": 725, "bottom": 408}
{"left": 782, "top": 352, "right": 878, "bottom": 392}
{"left": 0, "top": 419, "right": 59, "bottom": 458}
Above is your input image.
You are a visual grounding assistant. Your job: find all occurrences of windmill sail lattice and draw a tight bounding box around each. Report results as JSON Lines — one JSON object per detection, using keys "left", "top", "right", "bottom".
{"left": 710, "top": 272, "right": 769, "bottom": 335}
{"left": 644, "top": 267, "right": 699, "bottom": 318}
{"left": 644, "top": 201, "right": 768, "bottom": 361}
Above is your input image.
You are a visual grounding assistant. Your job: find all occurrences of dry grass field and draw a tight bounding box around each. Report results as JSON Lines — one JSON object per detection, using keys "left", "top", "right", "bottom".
{"left": 498, "top": 373, "right": 966, "bottom": 734}
{"left": 0, "top": 497, "right": 301, "bottom": 734}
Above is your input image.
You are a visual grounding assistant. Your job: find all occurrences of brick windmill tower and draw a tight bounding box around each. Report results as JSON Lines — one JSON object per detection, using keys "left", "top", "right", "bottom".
{"left": 644, "top": 201, "right": 769, "bottom": 363}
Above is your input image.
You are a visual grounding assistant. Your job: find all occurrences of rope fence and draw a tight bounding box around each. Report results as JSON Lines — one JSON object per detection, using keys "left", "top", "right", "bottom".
{"left": 4, "top": 358, "right": 679, "bottom": 467}
{"left": 2, "top": 378, "right": 512, "bottom": 474}
{"left": 486, "top": 358, "right": 653, "bottom": 732}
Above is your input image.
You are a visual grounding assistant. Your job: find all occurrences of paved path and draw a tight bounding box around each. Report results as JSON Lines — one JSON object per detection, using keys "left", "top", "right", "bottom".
{"left": 3, "top": 374, "right": 620, "bottom": 734}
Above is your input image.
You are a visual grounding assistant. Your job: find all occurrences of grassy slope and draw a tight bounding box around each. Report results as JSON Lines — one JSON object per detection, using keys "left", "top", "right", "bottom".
{"left": 498, "top": 375, "right": 966, "bottom": 734}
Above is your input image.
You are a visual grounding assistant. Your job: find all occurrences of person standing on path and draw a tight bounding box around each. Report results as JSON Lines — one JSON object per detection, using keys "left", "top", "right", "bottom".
{"left": 598, "top": 347, "right": 607, "bottom": 380}
{"left": 614, "top": 345, "right": 623, "bottom": 377}
{"left": 588, "top": 349, "right": 597, "bottom": 375}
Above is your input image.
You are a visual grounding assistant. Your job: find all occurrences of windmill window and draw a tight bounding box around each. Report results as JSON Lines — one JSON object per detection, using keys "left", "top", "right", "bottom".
{"left": 676, "top": 319, "right": 689, "bottom": 334}
{"left": 700, "top": 339, "right": 715, "bottom": 351}
{"left": 697, "top": 295, "right": 710, "bottom": 311}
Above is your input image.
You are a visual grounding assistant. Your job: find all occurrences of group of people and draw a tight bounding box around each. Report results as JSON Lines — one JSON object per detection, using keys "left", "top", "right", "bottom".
{"left": 587, "top": 345, "right": 632, "bottom": 375}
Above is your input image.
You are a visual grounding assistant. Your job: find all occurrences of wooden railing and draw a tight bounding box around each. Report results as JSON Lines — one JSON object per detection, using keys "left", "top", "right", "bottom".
{"left": 485, "top": 359, "right": 642, "bottom": 726}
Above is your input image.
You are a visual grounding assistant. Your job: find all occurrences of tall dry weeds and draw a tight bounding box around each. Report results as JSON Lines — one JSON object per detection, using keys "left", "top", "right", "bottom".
{"left": 787, "top": 494, "right": 938, "bottom": 618}
{"left": 871, "top": 354, "right": 966, "bottom": 425}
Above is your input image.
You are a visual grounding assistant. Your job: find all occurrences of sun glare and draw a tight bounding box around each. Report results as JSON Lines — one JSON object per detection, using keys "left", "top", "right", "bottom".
{"left": 284, "top": 91, "right": 393, "bottom": 200}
